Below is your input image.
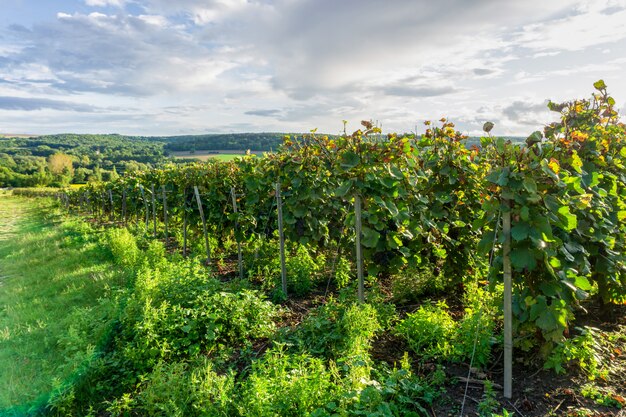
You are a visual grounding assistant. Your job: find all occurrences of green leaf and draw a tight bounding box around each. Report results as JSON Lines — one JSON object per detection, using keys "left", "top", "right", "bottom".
{"left": 557, "top": 206, "right": 577, "bottom": 231}
{"left": 389, "top": 165, "right": 404, "bottom": 179}
{"left": 510, "top": 247, "right": 537, "bottom": 270}
{"left": 511, "top": 222, "right": 531, "bottom": 241}
{"left": 496, "top": 137, "right": 506, "bottom": 154}
{"left": 341, "top": 151, "right": 360, "bottom": 169}
{"left": 574, "top": 276, "right": 592, "bottom": 291}
{"left": 380, "top": 177, "right": 396, "bottom": 188}
{"left": 520, "top": 206, "right": 530, "bottom": 221}
{"left": 522, "top": 177, "right": 537, "bottom": 194}
{"left": 380, "top": 199, "right": 399, "bottom": 216}
{"left": 593, "top": 79, "right": 607, "bottom": 90}
{"left": 526, "top": 131, "right": 542, "bottom": 147}
{"left": 477, "top": 232, "right": 495, "bottom": 255}
{"left": 483, "top": 121, "right": 494, "bottom": 133}
{"left": 335, "top": 180, "right": 354, "bottom": 197}
{"left": 361, "top": 226, "right": 380, "bottom": 248}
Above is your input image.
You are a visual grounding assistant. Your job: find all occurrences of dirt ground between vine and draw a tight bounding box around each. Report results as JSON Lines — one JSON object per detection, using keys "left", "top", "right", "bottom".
{"left": 426, "top": 304, "right": 626, "bottom": 417}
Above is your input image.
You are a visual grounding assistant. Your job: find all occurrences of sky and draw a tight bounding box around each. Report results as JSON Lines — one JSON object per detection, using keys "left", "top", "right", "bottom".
{"left": 0, "top": 0, "right": 625, "bottom": 136}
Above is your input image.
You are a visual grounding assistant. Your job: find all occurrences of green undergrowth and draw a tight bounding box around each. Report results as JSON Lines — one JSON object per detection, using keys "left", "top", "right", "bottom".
{"left": 0, "top": 195, "right": 127, "bottom": 415}
{"left": 3, "top": 193, "right": 624, "bottom": 416}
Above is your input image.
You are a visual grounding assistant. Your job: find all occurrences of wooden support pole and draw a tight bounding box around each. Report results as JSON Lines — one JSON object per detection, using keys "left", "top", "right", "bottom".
{"left": 503, "top": 204, "right": 513, "bottom": 399}
{"left": 122, "top": 188, "right": 127, "bottom": 226}
{"left": 182, "top": 188, "right": 188, "bottom": 258}
{"left": 108, "top": 189, "right": 114, "bottom": 222}
{"left": 231, "top": 187, "right": 244, "bottom": 280}
{"left": 276, "top": 182, "right": 288, "bottom": 297}
{"left": 162, "top": 185, "right": 168, "bottom": 244}
{"left": 355, "top": 195, "right": 364, "bottom": 303}
{"left": 151, "top": 184, "right": 157, "bottom": 238}
{"left": 194, "top": 186, "right": 211, "bottom": 265}
{"left": 139, "top": 185, "right": 149, "bottom": 228}
{"left": 101, "top": 192, "right": 106, "bottom": 221}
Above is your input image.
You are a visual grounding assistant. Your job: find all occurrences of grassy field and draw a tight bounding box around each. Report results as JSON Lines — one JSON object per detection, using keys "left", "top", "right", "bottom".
{"left": 170, "top": 150, "right": 263, "bottom": 162}
{"left": 0, "top": 194, "right": 122, "bottom": 414}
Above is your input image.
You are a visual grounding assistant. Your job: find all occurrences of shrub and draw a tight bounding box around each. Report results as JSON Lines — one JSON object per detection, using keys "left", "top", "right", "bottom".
{"left": 395, "top": 301, "right": 457, "bottom": 360}
{"left": 124, "top": 284, "right": 279, "bottom": 363}
{"left": 286, "top": 244, "right": 324, "bottom": 296}
{"left": 291, "top": 300, "right": 381, "bottom": 362}
{"left": 391, "top": 264, "right": 446, "bottom": 303}
{"left": 239, "top": 347, "right": 338, "bottom": 417}
{"left": 106, "top": 228, "right": 140, "bottom": 269}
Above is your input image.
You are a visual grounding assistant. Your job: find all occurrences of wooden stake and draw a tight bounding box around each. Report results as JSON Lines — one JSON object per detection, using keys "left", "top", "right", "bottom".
{"left": 503, "top": 205, "right": 513, "bottom": 399}
{"left": 231, "top": 187, "right": 243, "bottom": 280}
{"left": 122, "top": 188, "right": 127, "bottom": 226}
{"left": 162, "top": 185, "right": 168, "bottom": 244}
{"left": 151, "top": 184, "right": 157, "bottom": 237}
{"left": 108, "top": 190, "right": 114, "bottom": 222}
{"left": 355, "top": 195, "right": 364, "bottom": 303}
{"left": 182, "top": 188, "right": 188, "bottom": 258}
{"left": 276, "top": 182, "right": 288, "bottom": 297}
{"left": 139, "top": 185, "right": 149, "bottom": 228}
{"left": 194, "top": 186, "right": 211, "bottom": 265}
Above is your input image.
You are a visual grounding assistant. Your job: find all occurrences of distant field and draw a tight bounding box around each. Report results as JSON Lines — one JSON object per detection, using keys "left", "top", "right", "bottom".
{"left": 170, "top": 150, "right": 264, "bottom": 162}
{"left": 0, "top": 133, "right": 38, "bottom": 138}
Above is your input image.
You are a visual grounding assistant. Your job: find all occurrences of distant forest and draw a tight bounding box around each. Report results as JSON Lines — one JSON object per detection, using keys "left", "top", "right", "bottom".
{"left": 0, "top": 134, "right": 167, "bottom": 187}
{"left": 162, "top": 133, "right": 293, "bottom": 152}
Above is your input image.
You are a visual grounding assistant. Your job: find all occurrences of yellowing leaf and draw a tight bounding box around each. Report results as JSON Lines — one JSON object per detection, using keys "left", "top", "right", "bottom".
{"left": 570, "top": 151, "right": 583, "bottom": 174}
{"left": 548, "top": 158, "right": 560, "bottom": 174}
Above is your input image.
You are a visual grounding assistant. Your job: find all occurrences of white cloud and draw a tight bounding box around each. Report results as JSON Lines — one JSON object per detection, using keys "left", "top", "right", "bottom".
{"left": 85, "top": 0, "right": 126, "bottom": 7}
{"left": 514, "top": 5, "right": 626, "bottom": 52}
{"left": 1, "top": 0, "right": 625, "bottom": 135}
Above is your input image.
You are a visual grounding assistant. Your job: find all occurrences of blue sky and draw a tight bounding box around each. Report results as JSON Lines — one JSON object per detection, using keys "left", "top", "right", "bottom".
{"left": 1, "top": 0, "right": 625, "bottom": 136}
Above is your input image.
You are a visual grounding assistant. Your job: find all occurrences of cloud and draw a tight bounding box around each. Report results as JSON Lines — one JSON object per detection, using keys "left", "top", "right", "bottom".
{"left": 0, "top": 96, "right": 97, "bottom": 112}
{"left": 244, "top": 109, "right": 281, "bottom": 117}
{"left": 513, "top": 2, "right": 626, "bottom": 52}
{"left": 501, "top": 100, "right": 552, "bottom": 126}
{"left": 380, "top": 85, "right": 457, "bottom": 98}
{"left": 85, "top": 0, "right": 126, "bottom": 7}
{"left": 3, "top": 12, "right": 237, "bottom": 96}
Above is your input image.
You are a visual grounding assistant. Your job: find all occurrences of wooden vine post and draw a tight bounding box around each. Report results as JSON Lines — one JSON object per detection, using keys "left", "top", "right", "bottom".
{"left": 85, "top": 192, "right": 92, "bottom": 217}
{"left": 182, "top": 188, "right": 188, "bottom": 258}
{"left": 151, "top": 184, "right": 157, "bottom": 238}
{"left": 139, "top": 185, "right": 149, "bottom": 228}
{"left": 503, "top": 201, "right": 513, "bottom": 399}
{"left": 162, "top": 185, "right": 168, "bottom": 244}
{"left": 275, "top": 182, "right": 288, "bottom": 297}
{"left": 230, "top": 187, "right": 244, "bottom": 280}
{"left": 122, "top": 188, "right": 127, "bottom": 226}
{"left": 193, "top": 186, "right": 211, "bottom": 265}
{"left": 101, "top": 192, "right": 106, "bottom": 221}
{"left": 108, "top": 189, "right": 114, "bottom": 222}
{"left": 355, "top": 194, "right": 364, "bottom": 303}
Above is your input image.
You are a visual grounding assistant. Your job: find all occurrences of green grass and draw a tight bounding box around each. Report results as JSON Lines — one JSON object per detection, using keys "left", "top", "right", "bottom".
{"left": 0, "top": 194, "right": 123, "bottom": 414}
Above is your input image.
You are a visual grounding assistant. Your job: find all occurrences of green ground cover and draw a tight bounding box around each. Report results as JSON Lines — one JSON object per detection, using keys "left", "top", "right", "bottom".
{"left": 0, "top": 194, "right": 124, "bottom": 415}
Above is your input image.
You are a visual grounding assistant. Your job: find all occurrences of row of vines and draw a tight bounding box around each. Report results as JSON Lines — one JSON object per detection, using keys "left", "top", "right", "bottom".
{"left": 62, "top": 81, "right": 625, "bottom": 355}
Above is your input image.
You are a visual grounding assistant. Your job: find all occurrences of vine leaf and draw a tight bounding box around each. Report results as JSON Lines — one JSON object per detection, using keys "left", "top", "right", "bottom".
{"left": 557, "top": 206, "right": 577, "bottom": 231}
{"left": 361, "top": 226, "right": 380, "bottom": 248}
{"left": 510, "top": 247, "right": 537, "bottom": 270}
{"left": 335, "top": 180, "right": 354, "bottom": 197}
{"left": 341, "top": 151, "right": 360, "bottom": 169}
{"left": 511, "top": 222, "right": 531, "bottom": 241}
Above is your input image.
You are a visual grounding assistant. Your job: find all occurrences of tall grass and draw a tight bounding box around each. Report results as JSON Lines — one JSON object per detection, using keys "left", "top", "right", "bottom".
{"left": 0, "top": 195, "right": 124, "bottom": 414}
